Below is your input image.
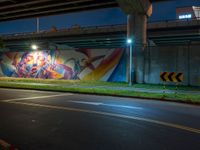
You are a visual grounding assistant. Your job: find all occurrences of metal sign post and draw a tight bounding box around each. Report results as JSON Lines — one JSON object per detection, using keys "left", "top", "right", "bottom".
{"left": 160, "top": 72, "right": 184, "bottom": 97}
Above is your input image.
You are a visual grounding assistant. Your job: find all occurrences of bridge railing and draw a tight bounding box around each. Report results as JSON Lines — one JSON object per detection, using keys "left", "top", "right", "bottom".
{"left": 148, "top": 17, "right": 200, "bottom": 29}
{"left": 0, "top": 24, "right": 126, "bottom": 38}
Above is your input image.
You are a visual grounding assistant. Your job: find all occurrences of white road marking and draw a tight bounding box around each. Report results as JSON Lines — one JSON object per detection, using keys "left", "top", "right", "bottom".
{"left": 4, "top": 101, "right": 200, "bottom": 134}
{"left": 0, "top": 88, "right": 61, "bottom": 94}
{"left": 69, "top": 100, "right": 142, "bottom": 109}
{"left": 68, "top": 100, "right": 102, "bottom": 106}
{"left": 1, "top": 93, "right": 142, "bottom": 110}
{"left": 2, "top": 93, "right": 73, "bottom": 102}
{"left": 101, "top": 103, "right": 143, "bottom": 110}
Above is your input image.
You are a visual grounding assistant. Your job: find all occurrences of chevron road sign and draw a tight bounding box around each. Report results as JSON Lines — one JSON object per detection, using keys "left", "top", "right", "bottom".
{"left": 160, "top": 72, "right": 183, "bottom": 82}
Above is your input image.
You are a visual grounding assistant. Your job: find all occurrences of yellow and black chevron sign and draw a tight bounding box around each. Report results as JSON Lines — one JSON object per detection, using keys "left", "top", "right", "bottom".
{"left": 160, "top": 72, "right": 183, "bottom": 82}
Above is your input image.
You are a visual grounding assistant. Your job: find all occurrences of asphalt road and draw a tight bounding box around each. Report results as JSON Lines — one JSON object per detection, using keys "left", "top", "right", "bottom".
{"left": 0, "top": 88, "right": 199, "bottom": 150}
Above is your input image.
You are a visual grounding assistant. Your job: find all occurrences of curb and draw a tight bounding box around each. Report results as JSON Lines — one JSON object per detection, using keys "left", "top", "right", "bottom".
{"left": 0, "top": 139, "right": 18, "bottom": 150}
{"left": 0, "top": 86, "right": 200, "bottom": 106}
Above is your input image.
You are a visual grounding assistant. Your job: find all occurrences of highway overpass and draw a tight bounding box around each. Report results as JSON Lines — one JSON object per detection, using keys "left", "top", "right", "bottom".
{"left": 0, "top": 0, "right": 165, "bottom": 22}
{"left": 1, "top": 19, "right": 200, "bottom": 51}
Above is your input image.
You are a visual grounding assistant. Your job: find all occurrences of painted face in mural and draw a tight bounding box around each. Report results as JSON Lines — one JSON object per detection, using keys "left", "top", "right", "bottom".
{"left": 14, "top": 51, "right": 75, "bottom": 79}
{"left": 16, "top": 52, "right": 49, "bottom": 77}
{"left": 36, "top": 52, "right": 48, "bottom": 67}
{"left": 23, "top": 53, "right": 34, "bottom": 65}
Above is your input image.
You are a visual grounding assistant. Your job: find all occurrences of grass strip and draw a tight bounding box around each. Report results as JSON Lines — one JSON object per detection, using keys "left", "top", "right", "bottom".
{"left": 0, "top": 81, "right": 199, "bottom": 105}
{"left": 0, "top": 77, "right": 199, "bottom": 91}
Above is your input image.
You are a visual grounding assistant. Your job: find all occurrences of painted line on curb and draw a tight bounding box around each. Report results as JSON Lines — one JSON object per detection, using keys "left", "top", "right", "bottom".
{"left": 4, "top": 101, "right": 200, "bottom": 135}
{"left": 2, "top": 93, "right": 73, "bottom": 102}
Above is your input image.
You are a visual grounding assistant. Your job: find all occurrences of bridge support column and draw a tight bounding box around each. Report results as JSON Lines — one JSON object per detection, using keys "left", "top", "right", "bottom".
{"left": 127, "top": 13, "right": 147, "bottom": 84}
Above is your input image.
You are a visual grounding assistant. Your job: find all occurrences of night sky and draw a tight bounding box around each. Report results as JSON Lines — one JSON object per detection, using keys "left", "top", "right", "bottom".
{"left": 0, "top": 0, "right": 199, "bottom": 35}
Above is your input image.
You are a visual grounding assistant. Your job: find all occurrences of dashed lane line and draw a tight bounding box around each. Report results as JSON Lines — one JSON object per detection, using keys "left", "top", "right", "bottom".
{"left": 68, "top": 100, "right": 143, "bottom": 110}
{"left": 2, "top": 93, "right": 73, "bottom": 102}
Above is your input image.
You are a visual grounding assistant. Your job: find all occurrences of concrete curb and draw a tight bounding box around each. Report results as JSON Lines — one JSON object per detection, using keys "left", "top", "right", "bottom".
{"left": 0, "top": 86, "right": 199, "bottom": 106}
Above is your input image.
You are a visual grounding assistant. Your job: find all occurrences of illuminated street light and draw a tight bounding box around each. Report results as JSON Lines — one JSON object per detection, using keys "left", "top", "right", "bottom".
{"left": 127, "top": 38, "right": 133, "bottom": 86}
{"left": 127, "top": 39, "right": 132, "bottom": 44}
{"left": 31, "top": 44, "right": 38, "bottom": 50}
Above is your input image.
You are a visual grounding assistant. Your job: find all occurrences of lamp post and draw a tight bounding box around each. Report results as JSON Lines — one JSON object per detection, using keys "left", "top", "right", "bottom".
{"left": 31, "top": 44, "right": 38, "bottom": 50}
{"left": 127, "top": 38, "right": 133, "bottom": 86}
{"left": 36, "top": 17, "right": 40, "bottom": 33}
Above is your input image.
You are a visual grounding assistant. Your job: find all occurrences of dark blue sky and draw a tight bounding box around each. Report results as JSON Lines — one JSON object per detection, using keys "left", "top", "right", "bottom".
{"left": 0, "top": 0, "right": 199, "bottom": 35}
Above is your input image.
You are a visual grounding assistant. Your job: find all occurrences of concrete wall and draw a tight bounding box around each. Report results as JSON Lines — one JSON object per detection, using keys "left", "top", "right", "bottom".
{"left": 0, "top": 44, "right": 199, "bottom": 87}
{"left": 144, "top": 44, "right": 200, "bottom": 86}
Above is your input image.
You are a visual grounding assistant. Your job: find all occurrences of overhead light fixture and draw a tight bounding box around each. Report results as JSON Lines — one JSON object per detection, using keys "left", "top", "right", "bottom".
{"left": 31, "top": 44, "right": 38, "bottom": 50}
{"left": 127, "top": 39, "right": 132, "bottom": 44}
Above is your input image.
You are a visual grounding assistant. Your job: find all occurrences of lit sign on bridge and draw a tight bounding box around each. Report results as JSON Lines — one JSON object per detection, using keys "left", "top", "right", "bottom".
{"left": 178, "top": 14, "right": 192, "bottom": 19}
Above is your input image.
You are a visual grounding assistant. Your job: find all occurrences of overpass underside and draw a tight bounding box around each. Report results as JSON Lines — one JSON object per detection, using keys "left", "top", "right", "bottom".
{"left": 0, "top": 0, "right": 118, "bottom": 22}
{"left": 0, "top": 0, "right": 160, "bottom": 22}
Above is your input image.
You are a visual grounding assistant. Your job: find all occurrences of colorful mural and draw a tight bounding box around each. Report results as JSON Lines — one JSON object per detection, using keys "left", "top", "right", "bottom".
{"left": 0, "top": 48, "right": 127, "bottom": 82}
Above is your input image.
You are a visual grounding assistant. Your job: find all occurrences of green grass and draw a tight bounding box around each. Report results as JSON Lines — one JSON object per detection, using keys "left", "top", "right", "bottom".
{"left": 0, "top": 77, "right": 126, "bottom": 86}
{"left": 0, "top": 77, "right": 199, "bottom": 105}
{"left": 0, "top": 77, "right": 199, "bottom": 91}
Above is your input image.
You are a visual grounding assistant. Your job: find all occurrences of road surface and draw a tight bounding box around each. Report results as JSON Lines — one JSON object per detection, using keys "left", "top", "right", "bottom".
{"left": 0, "top": 88, "right": 199, "bottom": 150}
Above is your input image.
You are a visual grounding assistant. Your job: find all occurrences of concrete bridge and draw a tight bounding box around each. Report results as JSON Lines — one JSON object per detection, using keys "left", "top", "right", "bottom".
{"left": 0, "top": 0, "right": 165, "bottom": 21}
{"left": 1, "top": 19, "right": 200, "bottom": 50}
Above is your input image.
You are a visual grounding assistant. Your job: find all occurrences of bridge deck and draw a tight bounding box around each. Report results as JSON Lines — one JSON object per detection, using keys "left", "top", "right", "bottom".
{"left": 1, "top": 19, "right": 200, "bottom": 50}
{"left": 0, "top": 0, "right": 167, "bottom": 22}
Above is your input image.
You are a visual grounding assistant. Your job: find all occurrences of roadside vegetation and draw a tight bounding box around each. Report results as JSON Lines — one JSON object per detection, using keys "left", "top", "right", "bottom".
{"left": 0, "top": 38, "right": 5, "bottom": 49}
{"left": 0, "top": 77, "right": 199, "bottom": 104}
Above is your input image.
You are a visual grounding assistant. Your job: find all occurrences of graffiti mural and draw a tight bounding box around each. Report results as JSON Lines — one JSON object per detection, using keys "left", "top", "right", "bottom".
{"left": 0, "top": 48, "right": 127, "bottom": 82}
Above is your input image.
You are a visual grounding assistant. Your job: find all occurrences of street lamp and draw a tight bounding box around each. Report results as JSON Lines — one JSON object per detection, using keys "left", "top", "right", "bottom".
{"left": 127, "top": 38, "right": 133, "bottom": 86}
{"left": 31, "top": 44, "right": 38, "bottom": 50}
{"left": 36, "top": 17, "right": 40, "bottom": 33}
{"left": 127, "top": 39, "right": 132, "bottom": 44}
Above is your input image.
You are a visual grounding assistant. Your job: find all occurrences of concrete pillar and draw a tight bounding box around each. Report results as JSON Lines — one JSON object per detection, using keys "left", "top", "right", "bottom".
{"left": 127, "top": 13, "right": 147, "bottom": 83}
